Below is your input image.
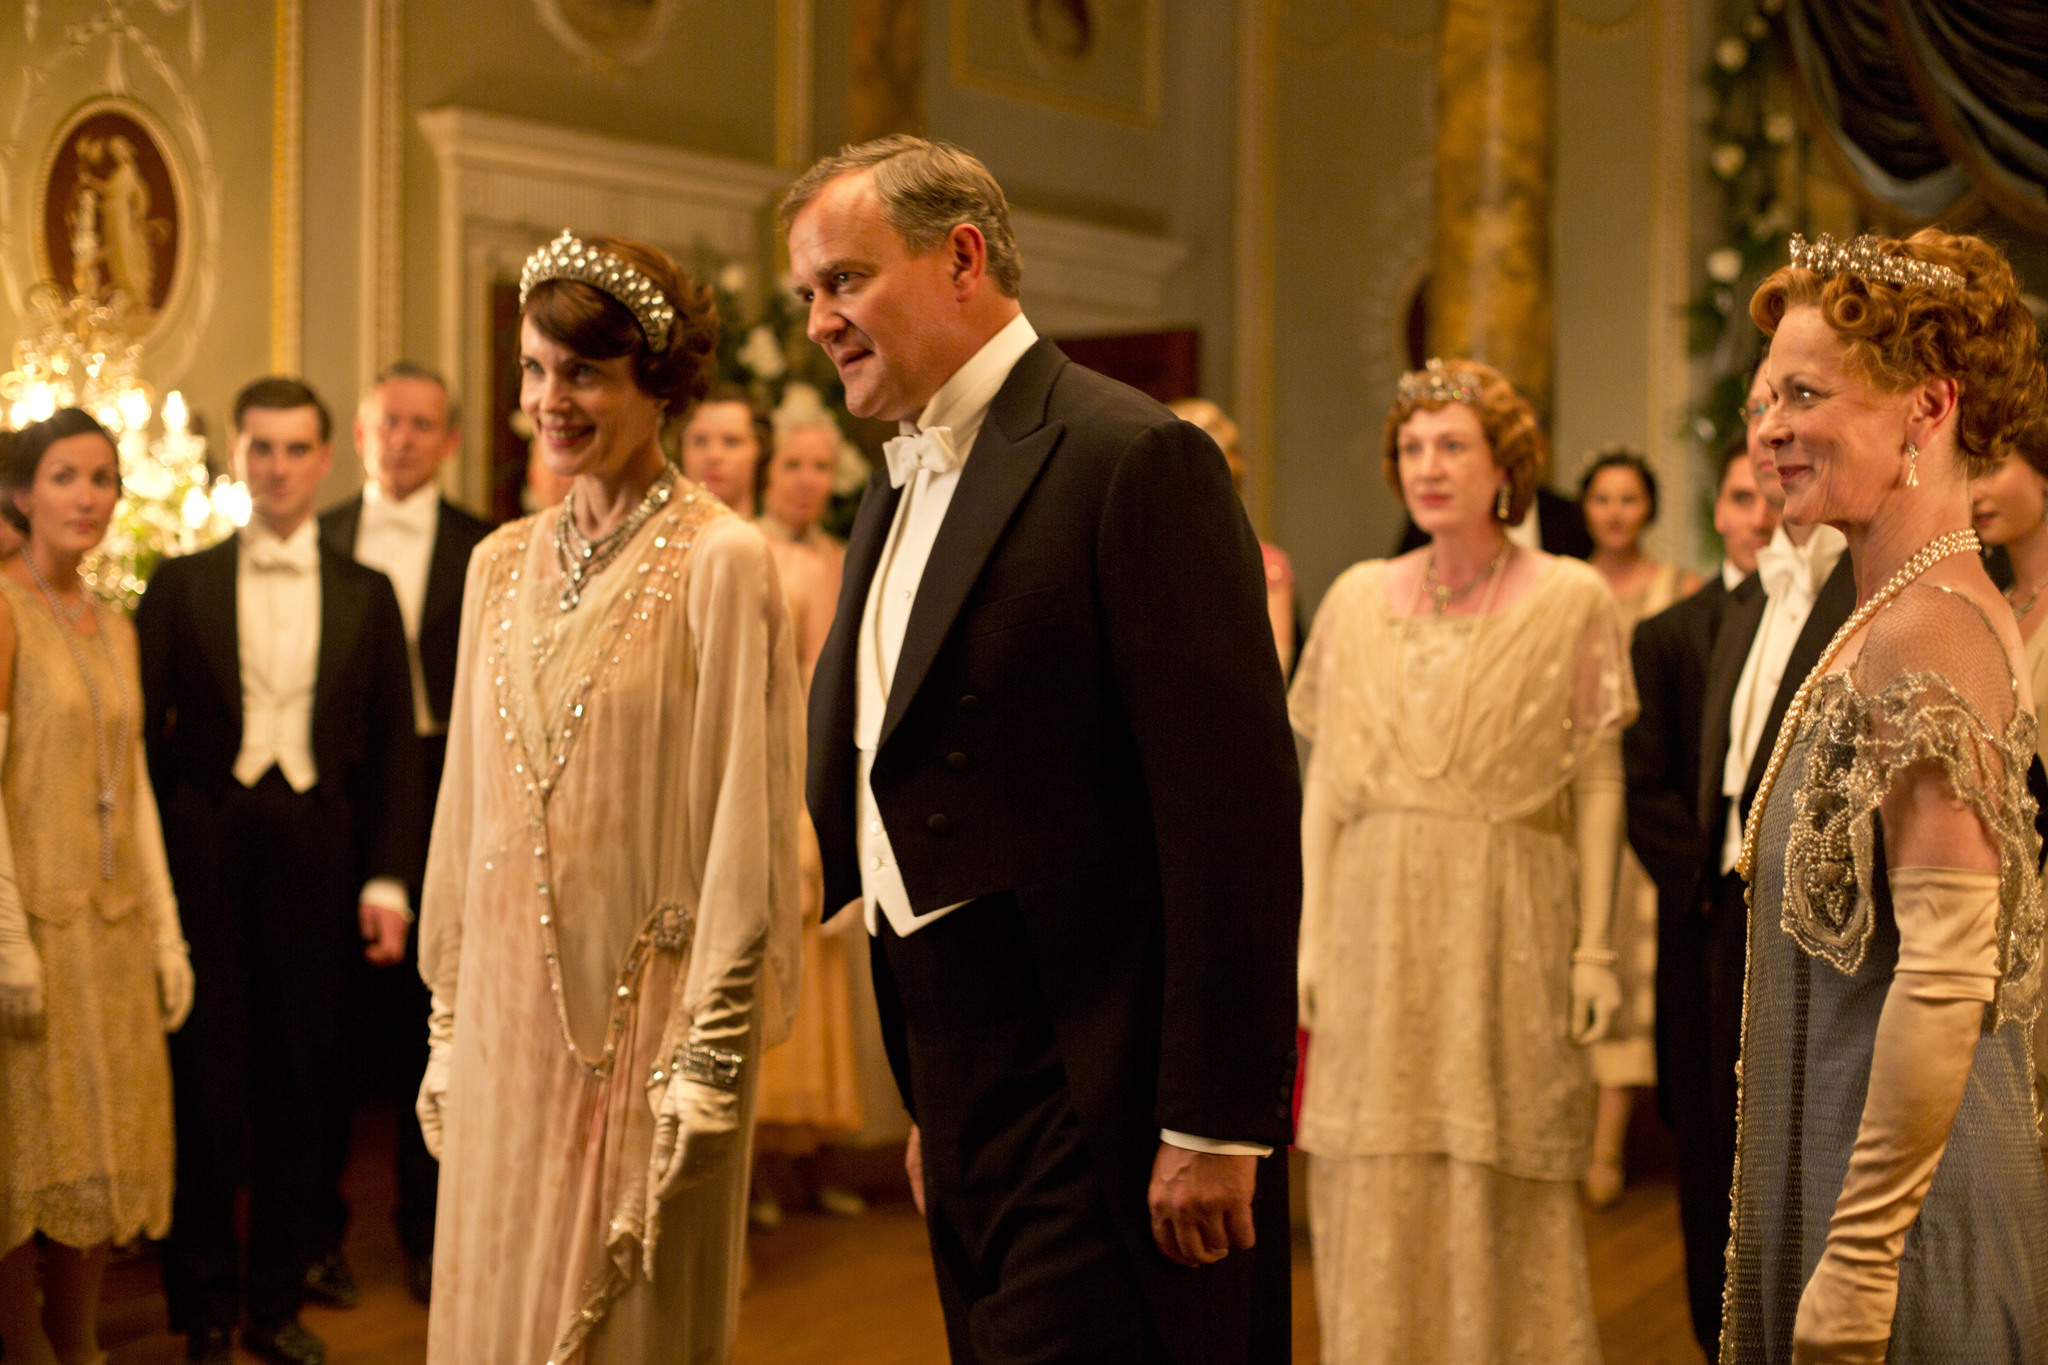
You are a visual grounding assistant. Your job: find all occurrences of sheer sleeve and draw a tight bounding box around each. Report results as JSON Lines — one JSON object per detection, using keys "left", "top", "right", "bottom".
{"left": 1288, "top": 562, "right": 1371, "bottom": 746}
{"left": 1786, "top": 584, "right": 2045, "bottom": 1026}
{"left": 417, "top": 533, "right": 499, "bottom": 1009}
{"left": 1570, "top": 583, "right": 1639, "bottom": 747}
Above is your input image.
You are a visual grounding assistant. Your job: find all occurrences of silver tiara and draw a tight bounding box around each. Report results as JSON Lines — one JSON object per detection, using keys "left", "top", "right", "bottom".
{"left": 1396, "top": 358, "right": 1482, "bottom": 406}
{"left": 1788, "top": 232, "right": 1965, "bottom": 296}
{"left": 518, "top": 229, "right": 676, "bottom": 353}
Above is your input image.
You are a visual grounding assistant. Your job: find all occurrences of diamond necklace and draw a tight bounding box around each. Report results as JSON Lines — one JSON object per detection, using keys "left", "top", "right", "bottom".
{"left": 21, "top": 551, "right": 125, "bottom": 879}
{"left": 1391, "top": 542, "right": 1514, "bottom": 781}
{"left": 553, "top": 465, "right": 677, "bottom": 612}
{"left": 1735, "top": 527, "right": 1980, "bottom": 882}
{"left": 1422, "top": 540, "right": 1511, "bottom": 616}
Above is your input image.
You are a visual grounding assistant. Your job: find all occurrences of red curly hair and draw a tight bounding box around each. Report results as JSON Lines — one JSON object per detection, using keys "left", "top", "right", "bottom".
{"left": 1749, "top": 228, "right": 2044, "bottom": 476}
{"left": 1382, "top": 360, "right": 1546, "bottom": 525}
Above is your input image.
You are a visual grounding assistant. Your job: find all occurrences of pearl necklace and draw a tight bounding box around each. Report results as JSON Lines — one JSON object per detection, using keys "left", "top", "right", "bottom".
{"left": 1735, "top": 527, "right": 1981, "bottom": 881}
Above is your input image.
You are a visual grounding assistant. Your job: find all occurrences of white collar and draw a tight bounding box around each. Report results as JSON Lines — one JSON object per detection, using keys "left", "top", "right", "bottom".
{"left": 362, "top": 478, "right": 441, "bottom": 528}
{"left": 901, "top": 312, "right": 1040, "bottom": 456}
{"left": 1755, "top": 522, "right": 1847, "bottom": 601}
{"left": 1722, "top": 559, "right": 1746, "bottom": 591}
{"left": 241, "top": 515, "right": 319, "bottom": 556}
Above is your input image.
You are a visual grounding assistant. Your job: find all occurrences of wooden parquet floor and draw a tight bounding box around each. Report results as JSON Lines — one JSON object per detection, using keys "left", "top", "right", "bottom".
{"left": 85, "top": 1104, "right": 1708, "bottom": 1364}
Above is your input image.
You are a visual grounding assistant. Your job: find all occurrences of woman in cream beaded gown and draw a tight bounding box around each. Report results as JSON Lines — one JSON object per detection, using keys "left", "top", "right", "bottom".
{"left": 0, "top": 411, "right": 192, "bottom": 1365}
{"left": 1294, "top": 359, "right": 1633, "bottom": 1364}
{"left": 1968, "top": 410, "right": 2048, "bottom": 1149}
{"left": 1578, "top": 447, "right": 1701, "bottom": 1205}
{"left": 1724, "top": 230, "right": 2048, "bottom": 1363}
{"left": 413, "top": 232, "right": 804, "bottom": 1365}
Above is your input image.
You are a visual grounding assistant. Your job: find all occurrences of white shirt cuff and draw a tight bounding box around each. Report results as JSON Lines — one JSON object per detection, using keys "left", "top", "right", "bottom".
{"left": 360, "top": 876, "right": 414, "bottom": 924}
{"left": 1160, "top": 1129, "right": 1273, "bottom": 1158}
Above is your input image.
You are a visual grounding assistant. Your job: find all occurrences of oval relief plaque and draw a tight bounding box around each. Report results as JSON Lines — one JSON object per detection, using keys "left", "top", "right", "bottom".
{"left": 35, "top": 97, "right": 186, "bottom": 343}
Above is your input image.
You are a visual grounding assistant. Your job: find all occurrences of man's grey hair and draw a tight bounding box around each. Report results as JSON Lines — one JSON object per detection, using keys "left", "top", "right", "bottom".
{"left": 778, "top": 136, "right": 1022, "bottom": 298}
{"left": 363, "top": 360, "right": 460, "bottom": 430}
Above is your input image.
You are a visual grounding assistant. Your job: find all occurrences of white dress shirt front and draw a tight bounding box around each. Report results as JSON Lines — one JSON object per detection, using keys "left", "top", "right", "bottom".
{"left": 850, "top": 313, "right": 1265, "bottom": 1158}
{"left": 352, "top": 480, "right": 443, "bottom": 736}
{"left": 233, "top": 517, "right": 411, "bottom": 918}
{"left": 1721, "top": 559, "right": 1746, "bottom": 592}
{"left": 235, "top": 519, "right": 323, "bottom": 793}
{"left": 1719, "top": 523, "right": 1848, "bottom": 872}
{"left": 855, "top": 312, "right": 1039, "bottom": 941}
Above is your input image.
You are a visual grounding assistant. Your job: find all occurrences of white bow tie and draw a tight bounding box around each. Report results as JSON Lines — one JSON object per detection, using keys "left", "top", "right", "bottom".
{"left": 1756, "top": 541, "right": 1816, "bottom": 603}
{"left": 364, "top": 492, "right": 436, "bottom": 535}
{"left": 244, "top": 533, "right": 318, "bottom": 574}
{"left": 883, "top": 426, "right": 961, "bottom": 489}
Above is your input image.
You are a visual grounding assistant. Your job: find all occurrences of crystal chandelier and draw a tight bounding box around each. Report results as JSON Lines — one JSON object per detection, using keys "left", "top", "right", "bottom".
{"left": 1, "top": 282, "right": 247, "bottom": 606}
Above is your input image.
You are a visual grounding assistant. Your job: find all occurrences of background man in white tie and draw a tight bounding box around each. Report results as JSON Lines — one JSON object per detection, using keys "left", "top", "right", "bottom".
{"left": 789, "top": 137, "right": 1300, "bottom": 1365}
{"left": 310, "top": 362, "right": 492, "bottom": 1308}
{"left": 138, "top": 378, "right": 421, "bottom": 1365}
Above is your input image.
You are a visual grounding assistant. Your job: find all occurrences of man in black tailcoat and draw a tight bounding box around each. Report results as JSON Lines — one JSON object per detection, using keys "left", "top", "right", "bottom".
{"left": 788, "top": 137, "right": 1301, "bottom": 1365}
{"left": 1625, "top": 439, "right": 1777, "bottom": 1354}
{"left": 312, "top": 362, "right": 491, "bottom": 1306}
{"left": 138, "top": 378, "right": 421, "bottom": 1365}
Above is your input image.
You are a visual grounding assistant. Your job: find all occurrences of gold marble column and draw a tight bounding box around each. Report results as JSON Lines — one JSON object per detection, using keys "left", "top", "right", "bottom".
{"left": 850, "top": 0, "right": 923, "bottom": 142}
{"left": 1429, "top": 0, "right": 1556, "bottom": 419}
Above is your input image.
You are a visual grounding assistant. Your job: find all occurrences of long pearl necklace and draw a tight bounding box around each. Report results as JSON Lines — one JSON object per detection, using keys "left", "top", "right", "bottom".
{"left": 1735, "top": 527, "right": 1981, "bottom": 881}
{"left": 1392, "top": 542, "right": 1512, "bottom": 781}
{"left": 21, "top": 551, "right": 125, "bottom": 879}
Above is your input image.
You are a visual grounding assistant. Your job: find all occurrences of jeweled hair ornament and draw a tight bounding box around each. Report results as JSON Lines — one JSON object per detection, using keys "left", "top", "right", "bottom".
{"left": 518, "top": 229, "right": 677, "bottom": 353}
{"left": 1397, "top": 358, "right": 1483, "bottom": 407}
{"left": 1788, "top": 232, "right": 1966, "bottom": 296}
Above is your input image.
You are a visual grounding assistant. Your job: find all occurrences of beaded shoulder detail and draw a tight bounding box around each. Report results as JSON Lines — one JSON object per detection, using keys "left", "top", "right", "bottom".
{"left": 1782, "top": 664, "right": 2044, "bottom": 1027}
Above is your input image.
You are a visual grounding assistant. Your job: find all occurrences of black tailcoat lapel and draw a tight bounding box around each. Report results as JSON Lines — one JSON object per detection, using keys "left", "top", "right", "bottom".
{"left": 879, "top": 342, "right": 1068, "bottom": 747}
{"left": 191, "top": 540, "right": 243, "bottom": 729}
{"left": 314, "top": 546, "right": 367, "bottom": 731}
{"left": 1698, "top": 573, "right": 1766, "bottom": 832}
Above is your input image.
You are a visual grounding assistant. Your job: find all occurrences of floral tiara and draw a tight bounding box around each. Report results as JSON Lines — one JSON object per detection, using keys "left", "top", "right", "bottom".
{"left": 1788, "top": 232, "right": 1965, "bottom": 296}
{"left": 1396, "top": 358, "right": 1483, "bottom": 407}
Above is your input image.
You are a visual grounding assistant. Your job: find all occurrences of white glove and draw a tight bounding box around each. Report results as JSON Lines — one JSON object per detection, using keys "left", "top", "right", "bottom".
{"left": 649, "top": 1073, "right": 741, "bottom": 1200}
{"left": 1569, "top": 960, "right": 1623, "bottom": 1044}
{"left": 131, "top": 756, "right": 193, "bottom": 1032}
{"left": 0, "top": 716, "right": 43, "bottom": 1038}
{"left": 416, "top": 992, "right": 454, "bottom": 1161}
{"left": 155, "top": 939, "right": 193, "bottom": 1032}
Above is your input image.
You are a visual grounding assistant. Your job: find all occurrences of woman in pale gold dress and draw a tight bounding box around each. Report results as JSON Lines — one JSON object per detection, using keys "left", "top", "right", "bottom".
{"left": 0, "top": 410, "right": 191, "bottom": 1365}
{"left": 748, "top": 410, "right": 866, "bottom": 1227}
{"left": 1294, "top": 360, "right": 1632, "bottom": 1364}
{"left": 1577, "top": 447, "right": 1701, "bottom": 1204}
{"left": 414, "top": 232, "right": 804, "bottom": 1365}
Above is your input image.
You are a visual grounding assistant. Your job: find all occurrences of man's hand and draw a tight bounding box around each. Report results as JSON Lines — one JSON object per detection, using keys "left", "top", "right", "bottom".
{"left": 360, "top": 903, "right": 409, "bottom": 966}
{"left": 1147, "top": 1145, "right": 1257, "bottom": 1268}
{"left": 905, "top": 1123, "right": 926, "bottom": 1215}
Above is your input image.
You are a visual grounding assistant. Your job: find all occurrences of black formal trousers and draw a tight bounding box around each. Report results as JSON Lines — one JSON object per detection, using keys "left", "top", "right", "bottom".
{"left": 315, "top": 732, "right": 446, "bottom": 1264}
{"left": 1661, "top": 868, "right": 1750, "bottom": 1356}
{"left": 875, "top": 896, "right": 1174, "bottom": 1365}
{"left": 163, "top": 768, "right": 361, "bottom": 1334}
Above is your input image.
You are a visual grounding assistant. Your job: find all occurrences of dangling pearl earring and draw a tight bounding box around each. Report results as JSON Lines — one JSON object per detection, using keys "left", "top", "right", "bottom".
{"left": 1495, "top": 482, "right": 1511, "bottom": 521}
{"left": 1904, "top": 442, "right": 1920, "bottom": 488}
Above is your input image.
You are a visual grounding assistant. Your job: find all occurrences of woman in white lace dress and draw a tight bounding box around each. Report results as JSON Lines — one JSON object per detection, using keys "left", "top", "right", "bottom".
{"left": 1294, "top": 358, "right": 1633, "bottom": 1364}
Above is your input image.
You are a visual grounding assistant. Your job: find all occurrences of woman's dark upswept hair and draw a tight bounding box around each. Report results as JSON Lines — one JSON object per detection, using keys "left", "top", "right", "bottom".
{"left": 2, "top": 408, "right": 120, "bottom": 534}
{"left": 521, "top": 234, "right": 719, "bottom": 422}
{"left": 1578, "top": 445, "right": 1659, "bottom": 524}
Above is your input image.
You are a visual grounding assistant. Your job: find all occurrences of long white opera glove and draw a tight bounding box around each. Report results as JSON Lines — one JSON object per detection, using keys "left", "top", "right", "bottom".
{"left": 416, "top": 992, "right": 454, "bottom": 1160}
{"left": 0, "top": 717, "right": 44, "bottom": 1037}
{"left": 1568, "top": 734, "right": 1626, "bottom": 1044}
{"left": 648, "top": 933, "right": 762, "bottom": 1201}
{"left": 130, "top": 760, "right": 192, "bottom": 1031}
{"left": 1792, "top": 867, "right": 2000, "bottom": 1364}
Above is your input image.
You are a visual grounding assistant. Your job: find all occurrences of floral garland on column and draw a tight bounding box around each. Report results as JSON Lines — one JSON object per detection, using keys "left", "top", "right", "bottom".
{"left": 1686, "top": 0, "right": 1803, "bottom": 459}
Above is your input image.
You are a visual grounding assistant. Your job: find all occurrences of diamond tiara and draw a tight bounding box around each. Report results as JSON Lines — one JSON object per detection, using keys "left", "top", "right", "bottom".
{"left": 1396, "top": 358, "right": 1483, "bottom": 407}
{"left": 1788, "top": 232, "right": 1965, "bottom": 296}
{"left": 518, "top": 230, "right": 678, "bottom": 354}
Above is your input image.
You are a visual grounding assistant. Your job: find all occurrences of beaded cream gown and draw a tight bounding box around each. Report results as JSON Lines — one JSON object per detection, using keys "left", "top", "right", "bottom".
{"left": 0, "top": 578, "right": 177, "bottom": 1254}
{"left": 418, "top": 486, "right": 805, "bottom": 1365}
{"left": 1593, "top": 559, "right": 1687, "bottom": 1088}
{"left": 1292, "top": 557, "right": 1635, "bottom": 1364}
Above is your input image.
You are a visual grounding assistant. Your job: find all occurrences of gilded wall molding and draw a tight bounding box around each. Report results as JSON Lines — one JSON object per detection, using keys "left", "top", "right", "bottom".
{"left": 270, "top": 0, "right": 301, "bottom": 372}
{"left": 357, "top": 0, "right": 402, "bottom": 384}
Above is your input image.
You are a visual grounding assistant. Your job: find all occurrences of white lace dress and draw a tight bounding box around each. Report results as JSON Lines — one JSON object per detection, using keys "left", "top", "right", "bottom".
{"left": 1292, "top": 557, "right": 1635, "bottom": 1365}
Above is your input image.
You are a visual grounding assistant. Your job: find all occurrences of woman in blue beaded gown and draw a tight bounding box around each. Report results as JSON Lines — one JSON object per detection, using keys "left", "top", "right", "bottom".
{"left": 1724, "top": 228, "right": 2048, "bottom": 1363}
{"left": 413, "top": 231, "right": 805, "bottom": 1365}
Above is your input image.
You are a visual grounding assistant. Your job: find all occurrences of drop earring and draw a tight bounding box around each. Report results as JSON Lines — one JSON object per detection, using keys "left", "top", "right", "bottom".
{"left": 1495, "top": 482, "right": 1511, "bottom": 521}
{"left": 1904, "top": 442, "right": 1920, "bottom": 488}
